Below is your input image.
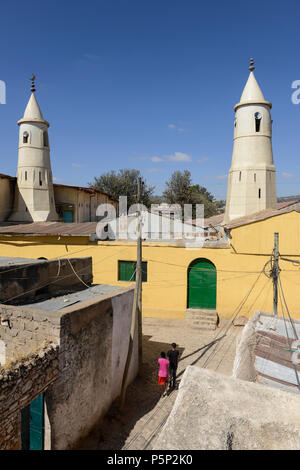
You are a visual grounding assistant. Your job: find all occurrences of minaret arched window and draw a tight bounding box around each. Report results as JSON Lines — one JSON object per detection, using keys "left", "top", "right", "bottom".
{"left": 258, "top": 188, "right": 261, "bottom": 199}
{"left": 254, "top": 112, "right": 262, "bottom": 132}
{"left": 23, "top": 131, "right": 29, "bottom": 144}
{"left": 43, "top": 131, "right": 49, "bottom": 147}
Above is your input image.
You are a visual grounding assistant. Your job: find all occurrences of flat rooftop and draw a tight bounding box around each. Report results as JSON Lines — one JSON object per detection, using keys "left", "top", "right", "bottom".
{"left": 0, "top": 256, "right": 40, "bottom": 267}
{"left": 23, "top": 284, "right": 129, "bottom": 312}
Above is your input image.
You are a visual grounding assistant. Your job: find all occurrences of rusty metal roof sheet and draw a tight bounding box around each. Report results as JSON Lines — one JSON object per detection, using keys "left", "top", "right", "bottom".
{"left": 0, "top": 222, "right": 98, "bottom": 237}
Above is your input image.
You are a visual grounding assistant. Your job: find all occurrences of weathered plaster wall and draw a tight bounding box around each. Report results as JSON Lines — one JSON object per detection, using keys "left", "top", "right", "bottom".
{"left": 45, "top": 287, "right": 136, "bottom": 449}
{"left": 0, "top": 257, "right": 93, "bottom": 304}
{"left": 154, "top": 366, "right": 300, "bottom": 450}
{"left": 0, "top": 345, "right": 59, "bottom": 450}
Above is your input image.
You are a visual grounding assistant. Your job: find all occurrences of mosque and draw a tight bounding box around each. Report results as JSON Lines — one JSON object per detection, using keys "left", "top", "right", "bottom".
{"left": 0, "top": 60, "right": 299, "bottom": 322}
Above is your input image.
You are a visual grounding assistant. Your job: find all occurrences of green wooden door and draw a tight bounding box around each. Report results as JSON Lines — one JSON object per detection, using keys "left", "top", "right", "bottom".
{"left": 187, "top": 258, "right": 216, "bottom": 309}
{"left": 21, "top": 394, "right": 44, "bottom": 450}
{"left": 63, "top": 210, "right": 74, "bottom": 222}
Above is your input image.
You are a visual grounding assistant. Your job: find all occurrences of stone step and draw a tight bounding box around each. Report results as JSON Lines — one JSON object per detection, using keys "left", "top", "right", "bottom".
{"left": 186, "top": 313, "right": 218, "bottom": 321}
{"left": 185, "top": 308, "right": 219, "bottom": 331}
{"left": 187, "top": 308, "right": 217, "bottom": 316}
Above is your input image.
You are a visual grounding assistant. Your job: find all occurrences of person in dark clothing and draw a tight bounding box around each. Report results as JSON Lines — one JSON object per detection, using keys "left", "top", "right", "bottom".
{"left": 167, "top": 343, "right": 179, "bottom": 389}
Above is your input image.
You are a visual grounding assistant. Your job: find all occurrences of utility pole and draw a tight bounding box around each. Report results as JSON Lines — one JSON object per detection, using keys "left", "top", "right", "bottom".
{"left": 137, "top": 177, "right": 143, "bottom": 372}
{"left": 271, "top": 232, "right": 279, "bottom": 316}
{"left": 119, "top": 177, "right": 143, "bottom": 410}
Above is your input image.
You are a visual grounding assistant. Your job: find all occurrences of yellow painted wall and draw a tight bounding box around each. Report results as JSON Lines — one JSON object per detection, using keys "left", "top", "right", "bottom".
{"left": 0, "top": 211, "right": 299, "bottom": 320}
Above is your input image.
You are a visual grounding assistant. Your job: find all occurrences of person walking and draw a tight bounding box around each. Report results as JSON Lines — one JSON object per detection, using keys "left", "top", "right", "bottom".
{"left": 158, "top": 352, "right": 169, "bottom": 397}
{"left": 167, "top": 343, "right": 179, "bottom": 390}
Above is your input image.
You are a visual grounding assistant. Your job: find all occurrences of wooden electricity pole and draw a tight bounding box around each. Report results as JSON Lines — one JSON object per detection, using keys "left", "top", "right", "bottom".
{"left": 119, "top": 177, "right": 143, "bottom": 410}
{"left": 272, "top": 232, "right": 279, "bottom": 316}
{"left": 137, "top": 177, "right": 143, "bottom": 372}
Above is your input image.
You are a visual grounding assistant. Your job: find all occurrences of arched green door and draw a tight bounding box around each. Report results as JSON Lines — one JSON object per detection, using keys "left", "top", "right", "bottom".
{"left": 187, "top": 258, "right": 216, "bottom": 309}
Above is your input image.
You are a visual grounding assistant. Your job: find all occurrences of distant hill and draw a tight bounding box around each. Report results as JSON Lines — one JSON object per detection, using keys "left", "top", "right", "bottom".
{"left": 277, "top": 196, "right": 300, "bottom": 202}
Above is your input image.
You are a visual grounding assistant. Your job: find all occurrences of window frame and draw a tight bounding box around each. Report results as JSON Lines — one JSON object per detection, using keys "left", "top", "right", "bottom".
{"left": 118, "top": 260, "right": 147, "bottom": 283}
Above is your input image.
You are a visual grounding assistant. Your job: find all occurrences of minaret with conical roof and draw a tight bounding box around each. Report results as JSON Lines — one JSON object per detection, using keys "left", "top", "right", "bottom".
{"left": 9, "top": 75, "right": 58, "bottom": 222}
{"left": 224, "top": 59, "right": 277, "bottom": 223}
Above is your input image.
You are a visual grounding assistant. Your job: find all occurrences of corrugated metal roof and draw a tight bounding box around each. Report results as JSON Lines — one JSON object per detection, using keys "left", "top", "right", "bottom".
{"left": 0, "top": 222, "right": 98, "bottom": 236}
{"left": 225, "top": 203, "right": 300, "bottom": 229}
{"left": 254, "top": 314, "right": 300, "bottom": 394}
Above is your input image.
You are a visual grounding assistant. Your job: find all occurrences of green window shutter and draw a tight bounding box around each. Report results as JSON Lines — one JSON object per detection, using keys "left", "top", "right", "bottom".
{"left": 118, "top": 261, "right": 136, "bottom": 281}
{"left": 141, "top": 262, "right": 147, "bottom": 282}
{"left": 118, "top": 261, "right": 147, "bottom": 282}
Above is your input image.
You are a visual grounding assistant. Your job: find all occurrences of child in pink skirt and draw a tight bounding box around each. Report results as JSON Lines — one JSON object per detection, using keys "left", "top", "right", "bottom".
{"left": 158, "top": 352, "right": 169, "bottom": 397}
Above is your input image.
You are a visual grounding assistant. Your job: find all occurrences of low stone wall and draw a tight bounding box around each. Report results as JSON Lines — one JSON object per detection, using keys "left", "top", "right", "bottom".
{"left": 0, "top": 257, "right": 93, "bottom": 304}
{"left": 46, "top": 287, "right": 137, "bottom": 449}
{"left": 0, "top": 304, "right": 61, "bottom": 363}
{"left": 0, "top": 345, "right": 59, "bottom": 450}
{"left": 0, "top": 285, "right": 137, "bottom": 450}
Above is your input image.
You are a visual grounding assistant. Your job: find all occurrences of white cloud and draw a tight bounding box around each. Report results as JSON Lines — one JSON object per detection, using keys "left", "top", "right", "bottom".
{"left": 53, "top": 177, "right": 64, "bottom": 183}
{"left": 281, "top": 172, "right": 295, "bottom": 179}
{"left": 151, "top": 156, "right": 164, "bottom": 162}
{"left": 197, "top": 157, "right": 209, "bottom": 163}
{"left": 166, "top": 152, "right": 191, "bottom": 162}
{"left": 216, "top": 174, "right": 227, "bottom": 180}
{"left": 72, "top": 163, "right": 84, "bottom": 168}
{"left": 168, "top": 123, "right": 185, "bottom": 133}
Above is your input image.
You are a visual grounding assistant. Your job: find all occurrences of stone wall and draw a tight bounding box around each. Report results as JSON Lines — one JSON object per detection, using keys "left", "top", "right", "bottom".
{"left": 46, "top": 287, "right": 137, "bottom": 449}
{"left": 0, "top": 304, "right": 61, "bottom": 363}
{"left": 0, "top": 257, "right": 93, "bottom": 304}
{"left": 0, "top": 284, "right": 137, "bottom": 450}
{"left": 0, "top": 345, "right": 59, "bottom": 450}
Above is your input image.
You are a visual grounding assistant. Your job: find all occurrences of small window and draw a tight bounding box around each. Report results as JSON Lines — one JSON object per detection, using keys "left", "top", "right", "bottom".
{"left": 118, "top": 260, "right": 147, "bottom": 282}
{"left": 254, "top": 173, "right": 256, "bottom": 182}
{"left": 43, "top": 131, "right": 49, "bottom": 147}
{"left": 25, "top": 171, "right": 27, "bottom": 181}
{"left": 258, "top": 188, "right": 261, "bottom": 199}
{"left": 239, "top": 171, "right": 241, "bottom": 182}
{"left": 254, "top": 112, "right": 262, "bottom": 132}
{"left": 23, "top": 131, "right": 29, "bottom": 144}
{"left": 39, "top": 172, "right": 42, "bottom": 186}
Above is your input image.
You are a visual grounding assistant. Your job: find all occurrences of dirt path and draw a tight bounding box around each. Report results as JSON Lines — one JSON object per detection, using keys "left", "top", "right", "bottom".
{"left": 77, "top": 317, "right": 243, "bottom": 450}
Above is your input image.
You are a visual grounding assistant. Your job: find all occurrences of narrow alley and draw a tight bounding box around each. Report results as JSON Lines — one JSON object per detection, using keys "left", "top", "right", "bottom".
{"left": 77, "top": 317, "right": 242, "bottom": 450}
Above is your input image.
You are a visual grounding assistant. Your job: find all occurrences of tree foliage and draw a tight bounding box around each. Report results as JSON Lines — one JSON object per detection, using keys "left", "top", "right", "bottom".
{"left": 162, "top": 170, "right": 218, "bottom": 218}
{"left": 89, "top": 169, "right": 155, "bottom": 208}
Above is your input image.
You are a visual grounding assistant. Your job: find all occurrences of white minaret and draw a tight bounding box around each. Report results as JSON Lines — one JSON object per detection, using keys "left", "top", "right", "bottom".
{"left": 224, "top": 59, "right": 277, "bottom": 223}
{"left": 9, "top": 75, "right": 58, "bottom": 222}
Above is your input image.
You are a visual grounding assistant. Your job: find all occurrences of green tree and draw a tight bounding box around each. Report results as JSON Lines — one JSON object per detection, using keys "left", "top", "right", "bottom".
{"left": 163, "top": 170, "right": 218, "bottom": 218}
{"left": 89, "top": 169, "right": 155, "bottom": 208}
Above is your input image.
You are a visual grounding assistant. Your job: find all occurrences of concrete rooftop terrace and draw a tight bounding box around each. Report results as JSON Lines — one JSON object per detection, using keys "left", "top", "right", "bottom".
{"left": 23, "top": 284, "right": 128, "bottom": 312}
{"left": 0, "top": 256, "right": 40, "bottom": 267}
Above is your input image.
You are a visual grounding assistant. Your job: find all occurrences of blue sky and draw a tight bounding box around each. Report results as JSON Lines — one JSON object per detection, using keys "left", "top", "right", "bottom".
{"left": 0, "top": 0, "right": 299, "bottom": 199}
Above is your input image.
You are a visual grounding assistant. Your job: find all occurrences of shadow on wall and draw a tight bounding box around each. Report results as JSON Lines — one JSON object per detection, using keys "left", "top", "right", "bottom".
{"left": 74, "top": 334, "right": 184, "bottom": 450}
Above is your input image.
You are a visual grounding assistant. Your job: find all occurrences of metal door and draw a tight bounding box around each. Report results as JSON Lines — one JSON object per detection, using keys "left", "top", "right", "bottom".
{"left": 187, "top": 258, "right": 216, "bottom": 309}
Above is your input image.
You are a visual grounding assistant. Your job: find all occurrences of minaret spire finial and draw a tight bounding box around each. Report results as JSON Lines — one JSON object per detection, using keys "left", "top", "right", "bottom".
{"left": 30, "top": 73, "right": 36, "bottom": 93}
{"left": 249, "top": 58, "right": 255, "bottom": 72}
